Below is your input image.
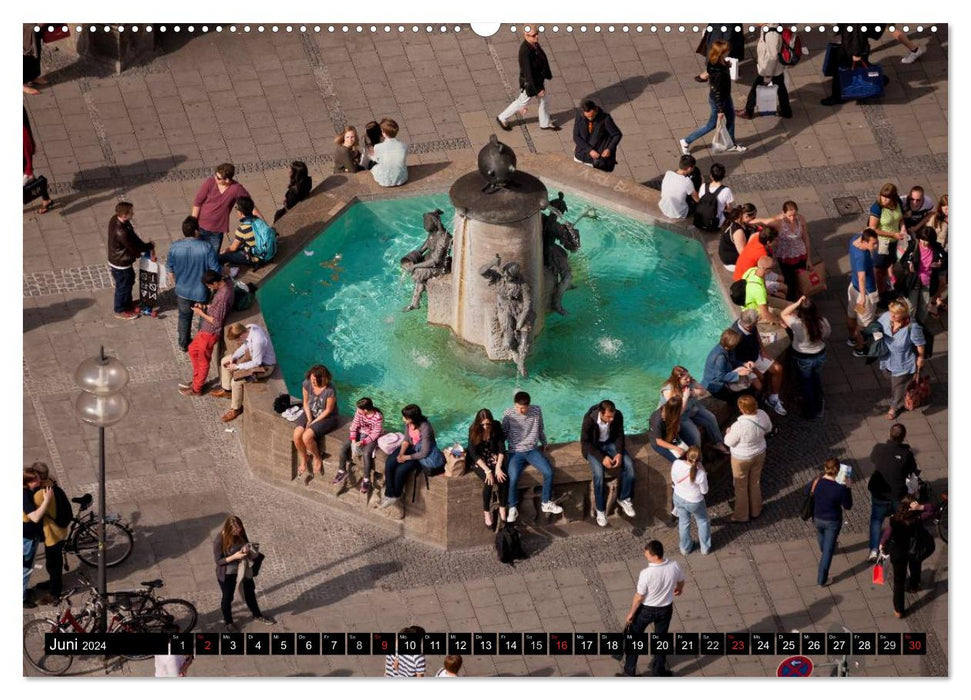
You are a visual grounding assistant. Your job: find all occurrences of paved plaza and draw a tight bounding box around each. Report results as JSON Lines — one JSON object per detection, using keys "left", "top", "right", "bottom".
{"left": 21, "top": 24, "right": 948, "bottom": 677}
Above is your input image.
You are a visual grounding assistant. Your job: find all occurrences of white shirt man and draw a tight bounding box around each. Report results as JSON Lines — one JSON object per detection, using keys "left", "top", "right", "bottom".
{"left": 371, "top": 118, "right": 409, "bottom": 187}
{"left": 215, "top": 323, "right": 277, "bottom": 422}
{"left": 622, "top": 540, "right": 685, "bottom": 677}
{"left": 659, "top": 156, "right": 699, "bottom": 219}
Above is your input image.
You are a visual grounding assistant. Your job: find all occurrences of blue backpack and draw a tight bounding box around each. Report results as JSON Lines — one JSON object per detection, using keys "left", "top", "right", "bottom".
{"left": 249, "top": 218, "right": 277, "bottom": 262}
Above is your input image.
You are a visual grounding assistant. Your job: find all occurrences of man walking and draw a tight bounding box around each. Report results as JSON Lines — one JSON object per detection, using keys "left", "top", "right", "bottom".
{"left": 168, "top": 216, "right": 221, "bottom": 352}
{"left": 580, "top": 400, "right": 636, "bottom": 526}
{"left": 496, "top": 27, "right": 560, "bottom": 132}
{"left": 107, "top": 201, "right": 155, "bottom": 320}
{"left": 867, "top": 423, "right": 919, "bottom": 561}
{"left": 572, "top": 100, "right": 622, "bottom": 172}
{"left": 501, "top": 391, "right": 564, "bottom": 522}
{"left": 212, "top": 322, "right": 277, "bottom": 423}
{"left": 622, "top": 540, "right": 685, "bottom": 677}
{"left": 180, "top": 271, "right": 234, "bottom": 397}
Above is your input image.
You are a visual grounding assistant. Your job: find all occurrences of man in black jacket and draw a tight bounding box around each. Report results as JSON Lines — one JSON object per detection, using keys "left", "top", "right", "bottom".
{"left": 496, "top": 26, "right": 560, "bottom": 132}
{"left": 572, "top": 100, "right": 623, "bottom": 172}
{"left": 580, "top": 400, "right": 636, "bottom": 526}
{"left": 867, "top": 423, "right": 918, "bottom": 560}
{"left": 107, "top": 201, "right": 155, "bottom": 320}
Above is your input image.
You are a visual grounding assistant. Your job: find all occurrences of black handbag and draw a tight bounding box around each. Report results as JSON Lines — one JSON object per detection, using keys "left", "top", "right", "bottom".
{"left": 24, "top": 175, "right": 48, "bottom": 205}
{"left": 801, "top": 478, "right": 820, "bottom": 521}
{"left": 611, "top": 621, "right": 632, "bottom": 661}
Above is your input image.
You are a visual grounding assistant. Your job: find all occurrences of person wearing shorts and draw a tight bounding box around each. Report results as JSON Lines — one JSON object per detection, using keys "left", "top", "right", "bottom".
{"left": 847, "top": 229, "right": 881, "bottom": 356}
{"left": 292, "top": 365, "right": 340, "bottom": 479}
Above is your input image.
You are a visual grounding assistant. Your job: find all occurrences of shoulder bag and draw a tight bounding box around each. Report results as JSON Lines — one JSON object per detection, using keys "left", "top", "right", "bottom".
{"left": 800, "top": 477, "right": 820, "bottom": 521}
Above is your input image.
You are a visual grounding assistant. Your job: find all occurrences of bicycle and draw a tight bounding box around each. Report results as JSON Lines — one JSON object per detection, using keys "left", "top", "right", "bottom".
{"left": 106, "top": 577, "right": 198, "bottom": 637}
{"left": 936, "top": 493, "right": 947, "bottom": 543}
{"left": 62, "top": 493, "right": 134, "bottom": 569}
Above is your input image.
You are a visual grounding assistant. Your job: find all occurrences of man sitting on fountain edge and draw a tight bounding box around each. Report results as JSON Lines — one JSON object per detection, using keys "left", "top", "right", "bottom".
{"left": 501, "top": 392, "right": 564, "bottom": 522}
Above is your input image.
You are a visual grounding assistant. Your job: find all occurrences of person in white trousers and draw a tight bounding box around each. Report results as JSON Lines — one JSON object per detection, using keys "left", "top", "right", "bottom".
{"left": 497, "top": 27, "right": 560, "bottom": 132}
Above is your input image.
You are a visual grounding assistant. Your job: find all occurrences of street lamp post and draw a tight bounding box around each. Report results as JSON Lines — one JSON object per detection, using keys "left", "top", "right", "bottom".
{"left": 75, "top": 346, "right": 129, "bottom": 630}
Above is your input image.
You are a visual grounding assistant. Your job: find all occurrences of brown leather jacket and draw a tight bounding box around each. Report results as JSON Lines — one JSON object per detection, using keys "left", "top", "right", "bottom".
{"left": 107, "top": 215, "right": 152, "bottom": 267}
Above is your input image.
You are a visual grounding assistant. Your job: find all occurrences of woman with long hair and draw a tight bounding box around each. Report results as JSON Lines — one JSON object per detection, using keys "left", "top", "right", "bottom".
{"left": 718, "top": 203, "right": 757, "bottom": 271}
{"left": 723, "top": 395, "right": 771, "bottom": 522}
{"left": 879, "top": 496, "right": 936, "bottom": 618}
{"left": 753, "top": 200, "right": 812, "bottom": 299}
{"left": 467, "top": 408, "right": 509, "bottom": 528}
{"left": 898, "top": 228, "right": 947, "bottom": 325}
{"left": 380, "top": 404, "right": 446, "bottom": 509}
{"left": 213, "top": 516, "right": 275, "bottom": 631}
{"left": 333, "top": 126, "right": 362, "bottom": 174}
{"left": 680, "top": 40, "right": 747, "bottom": 155}
{"left": 926, "top": 194, "right": 948, "bottom": 314}
{"left": 670, "top": 446, "right": 711, "bottom": 555}
{"left": 292, "top": 365, "right": 340, "bottom": 478}
{"left": 648, "top": 395, "right": 690, "bottom": 463}
{"left": 878, "top": 300, "right": 926, "bottom": 420}
{"left": 333, "top": 397, "right": 384, "bottom": 494}
{"left": 659, "top": 366, "right": 729, "bottom": 453}
{"left": 867, "top": 183, "right": 908, "bottom": 294}
{"left": 273, "top": 160, "right": 312, "bottom": 223}
{"left": 781, "top": 295, "right": 831, "bottom": 418}
{"left": 805, "top": 458, "right": 852, "bottom": 586}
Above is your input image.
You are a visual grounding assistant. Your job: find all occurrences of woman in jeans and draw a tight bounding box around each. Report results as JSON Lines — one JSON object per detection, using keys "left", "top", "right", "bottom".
{"left": 467, "top": 408, "right": 509, "bottom": 528}
{"left": 805, "top": 459, "right": 853, "bottom": 586}
{"left": 877, "top": 300, "right": 926, "bottom": 420}
{"left": 781, "top": 295, "right": 831, "bottom": 419}
{"left": 680, "top": 40, "right": 747, "bottom": 155}
{"left": 380, "top": 404, "right": 445, "bottom": 508}
{"left": 333, "top": 397, "right": 384, "bottom": 494}
{"left": 723, "top": 395, "right": 771, "bottom": 522}
{"left": 213, "top": 516, "right": 275, "bottom": 632}
{"left": 292, "top": 365, "right": 340, "bottom": 479}
{"left": 659, "top": 366, "right": 730, "bottom": 454}
{"left": 670, "top": 447, "right": 711, "bottom": 555}
{"left": 754, "top": 201, "right": 812, "bottom": 299}
{"left": 879, "top": 496, "right": 936, "bottom": 618}
{"left": 648, "top": 396, "right": 691, "bottom": 463}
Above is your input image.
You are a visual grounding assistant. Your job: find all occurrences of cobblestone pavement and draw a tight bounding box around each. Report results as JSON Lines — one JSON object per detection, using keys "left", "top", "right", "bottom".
{"left": 21, "top": 24, "right": 947, "bottom": 677}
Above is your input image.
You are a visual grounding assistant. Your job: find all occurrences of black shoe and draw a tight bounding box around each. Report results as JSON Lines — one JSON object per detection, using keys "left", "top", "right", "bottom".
{"left": 496, "top": 116, "right": 512, "bottom": 132}
{"left": 540, "top": 124, "right": 561, "bottom": 131}
{"left": 820, "top": 97, "right": 841, "bottom": 106}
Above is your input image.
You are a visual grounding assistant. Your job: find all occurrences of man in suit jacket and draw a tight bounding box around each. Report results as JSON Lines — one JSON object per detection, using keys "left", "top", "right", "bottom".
{"left": 572, "top": 100, "right": 623, "bottom": 172}
{"left": 496, "top": 26, "right": 560, "bottom": 131}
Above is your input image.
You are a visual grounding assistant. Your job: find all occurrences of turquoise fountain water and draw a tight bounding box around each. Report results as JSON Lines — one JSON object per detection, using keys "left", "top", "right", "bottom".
{"left": 258, "top": 192, "right": 730, "bottom": 445}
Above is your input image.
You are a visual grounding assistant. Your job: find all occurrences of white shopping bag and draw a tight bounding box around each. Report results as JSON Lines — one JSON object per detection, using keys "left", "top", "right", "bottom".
{"left": 726, "top": 57, "right": 739, "bottom": 81}
{"left": 756, "top": 84, "right": 779, "bottom": 114}
{"left": 711, "top": 115, "right": 732, "bottom": 153}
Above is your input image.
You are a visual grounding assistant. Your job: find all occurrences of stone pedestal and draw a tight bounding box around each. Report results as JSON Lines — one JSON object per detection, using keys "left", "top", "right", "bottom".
{"left": 76, "top": 26, "right": 157, "bottom": 73}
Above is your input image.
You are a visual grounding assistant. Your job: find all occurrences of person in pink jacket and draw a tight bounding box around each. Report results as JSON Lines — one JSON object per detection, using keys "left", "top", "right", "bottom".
{"left": 333, "top": 398, "right": 384, "bottom": 494}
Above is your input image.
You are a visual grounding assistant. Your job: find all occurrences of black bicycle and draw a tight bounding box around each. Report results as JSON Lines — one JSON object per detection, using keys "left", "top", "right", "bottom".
{"left": 62, "top": 494, "right": 134, "bottom": 569}
{"left": 937, "top": 493, "right": 947, "bottom": 543}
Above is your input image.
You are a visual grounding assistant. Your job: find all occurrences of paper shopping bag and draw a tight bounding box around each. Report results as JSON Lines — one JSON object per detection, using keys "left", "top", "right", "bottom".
{"left": 797, "top": 260, "right": 827, "bottom": 297}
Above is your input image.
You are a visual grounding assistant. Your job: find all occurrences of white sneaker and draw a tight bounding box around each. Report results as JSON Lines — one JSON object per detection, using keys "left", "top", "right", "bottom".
{"left": 727, "top": 144, "right": 748, "bottom": 153}
{"left": 767, "top": 397, "right": 788, "bottom": 416}
{"left": 618, "top": 499, "right": 636, "bottom": 518}
{"left": 901, "top": 45, "right": 925, "bottom": 64}
{"left": 507, "top": 506, "right": 519, "bottom": 523}
{"left": 596, "top": 510, "right": 608, "bottom": 527}
{"left": 868, "top": 549, "right": 878, "bottom": 562}
{"left": 846, "top": 338, "right": 858, "bottom": 348}
{"left": 541, "top": 501, "right": 563, "bottom": 515}
{"left": 678, "top": 138, "right": 690, "bottom": 156}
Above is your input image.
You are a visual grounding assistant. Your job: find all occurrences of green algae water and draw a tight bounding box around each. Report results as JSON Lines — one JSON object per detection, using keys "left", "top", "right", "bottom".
{"left": 259, "top": 193, "right": 730, "bottom": 445}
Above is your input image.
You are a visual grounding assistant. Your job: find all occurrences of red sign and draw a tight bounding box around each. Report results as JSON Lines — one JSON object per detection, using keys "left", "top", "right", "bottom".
{"left": 777, "top": 655, "right": 814, "bottom": 677}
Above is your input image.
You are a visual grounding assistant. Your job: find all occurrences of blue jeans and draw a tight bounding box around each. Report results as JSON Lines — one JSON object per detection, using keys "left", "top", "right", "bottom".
{"left": 176, "top": 295, "right": 198, "bottom": 351}
{"left": 623, "top": 603, "right": 673, "bottom": 676}
{"left": 507, "top": 449, "right": 554, "bottom": 507}
{"left": 384, "top": 443, "right": 443, "bottom": 498}
{"left": 685, "top": 94, "right": 736, "bottom": 145}
{"left": 587, "top": 442, "right": 635, "bottom": 512}
{"left": 869, "top": 497, "right": 897, "bottom": 552}
{"left": 673, "top": 493, "right": 711, "bottom": 554}
{"left": 110, "top": 266, "right": 136, "bottom": 313}
{"left": 199, "top": 228, "right": 224, "bottom": 255}
{"left": 814, "top": 518, "right": 842, "bottom": 585}
{"left": 219, "top": 249, "right": 252, "bottom": 266}
{"left": 23, "top": 537, "right": 38, "bottom": 600}
{"left": 794, "top": 351, "right": 827, "bottom": 417}
{"left": 680, "top": 404, "right": 724, "bottom": 445}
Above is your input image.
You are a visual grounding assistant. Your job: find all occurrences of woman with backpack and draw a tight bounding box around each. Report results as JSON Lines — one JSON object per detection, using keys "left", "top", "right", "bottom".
{"left": 467, "top": 408, "right": 509, "bottom": 529}
{"left": 379, "top": 404, "right": 446, "bottom": 510}
{"left": 879, "top": 496, "right": 936, "bottom": 617}
{"left": 333, "top": 397, "right": 384, "bottom": 495}
{"left": 670, "top": 446, "right": 711, "bottom": 555}
{"left": 718, "top": 203, "right": 757, "bottom": 271}
{"left": 680, "top": 40, "right": 747, "bottom": 156}
{"left": 877, "top": 300, "right": 927, "bottom": 420}
{"left": 805, "top": 458, "right": 853, "bottom": 587}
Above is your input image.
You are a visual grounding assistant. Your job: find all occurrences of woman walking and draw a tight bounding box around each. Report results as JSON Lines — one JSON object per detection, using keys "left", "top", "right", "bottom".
{"left": 680, "top": 40, "right": 747, "bottom": 155}
{"left": 877, "top": 300, "right": 926, "bottom": 420}
{"left": 292, "top": 365, "right": 340, "bottom": 479}
{"left": 879, "top": 496, "right": 936, "bottom": 618}
{"left": 380, "top": 404, "right": 446, "bottom": 509}
{"left": 467, "top": 408, "right": 509, "bottom": 528}
{"left": 723, "top": 395, "right": 771, "bottom": 522}
{"left": 753, "top": 201, "right": 812, "bottom": 299}
{"left": 670, "top": 447, "right": 711, "bottom": 555}
{"left": 805, "top": 459, "right": 853, "bottom": 587}
{"left": 213, "top": 516, "right": 275, "bottom": 632}
{"left": 781, "top": 295, "right": 831, "bottom": 419}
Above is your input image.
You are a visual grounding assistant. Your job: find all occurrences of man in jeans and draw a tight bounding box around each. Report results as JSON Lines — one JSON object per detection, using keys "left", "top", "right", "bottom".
{"left": 107, "top": 201, "right": 155, "bottom": 320}
{"left": 212, "top": 322, "right": 277, "bottom": 423}
{"left": 179, "top": 271, "right": 234, "bottom": 397}
{"left": 622, "top": 540, "right": 685, "bottom": 677}
{"left": 847, "top": 228, "right": 880, "bottom": 357}
{"left": 867, "top": 423, "right": 918, "bottom": 561}
{"left": 501, "top": 391, "right": 563, "bottom": 523}
{"left": 167, "top": 216, "right": 221, "bottom": 352}
{"left": 580, "top": 400, "right": 636, "bottom": 527}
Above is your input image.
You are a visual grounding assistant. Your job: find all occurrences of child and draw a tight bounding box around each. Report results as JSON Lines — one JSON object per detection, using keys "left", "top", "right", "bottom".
{"left": 333, "top": 398, "right": 384, "bottom": 493}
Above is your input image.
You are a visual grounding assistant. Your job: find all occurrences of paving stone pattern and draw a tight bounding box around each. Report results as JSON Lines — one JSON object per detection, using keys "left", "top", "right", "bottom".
{"left": 21, "top": 25, "right": 948, "bottom": 677}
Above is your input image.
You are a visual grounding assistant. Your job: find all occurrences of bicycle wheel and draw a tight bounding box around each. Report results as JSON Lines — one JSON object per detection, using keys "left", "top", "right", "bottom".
{"left": 938, "top": 504, "right": 948, "bottom": 543}
{"left": 73, "top": 520, "right": 133, "bottom": 568}
{"left": 115, "top": 615, "right": 156, "bottom": 661}
{"left": 23, "top": 619, "right": 74, "bottom": 676}
{"left": 155, "top": 598, "right": 198, "bottom": 633}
